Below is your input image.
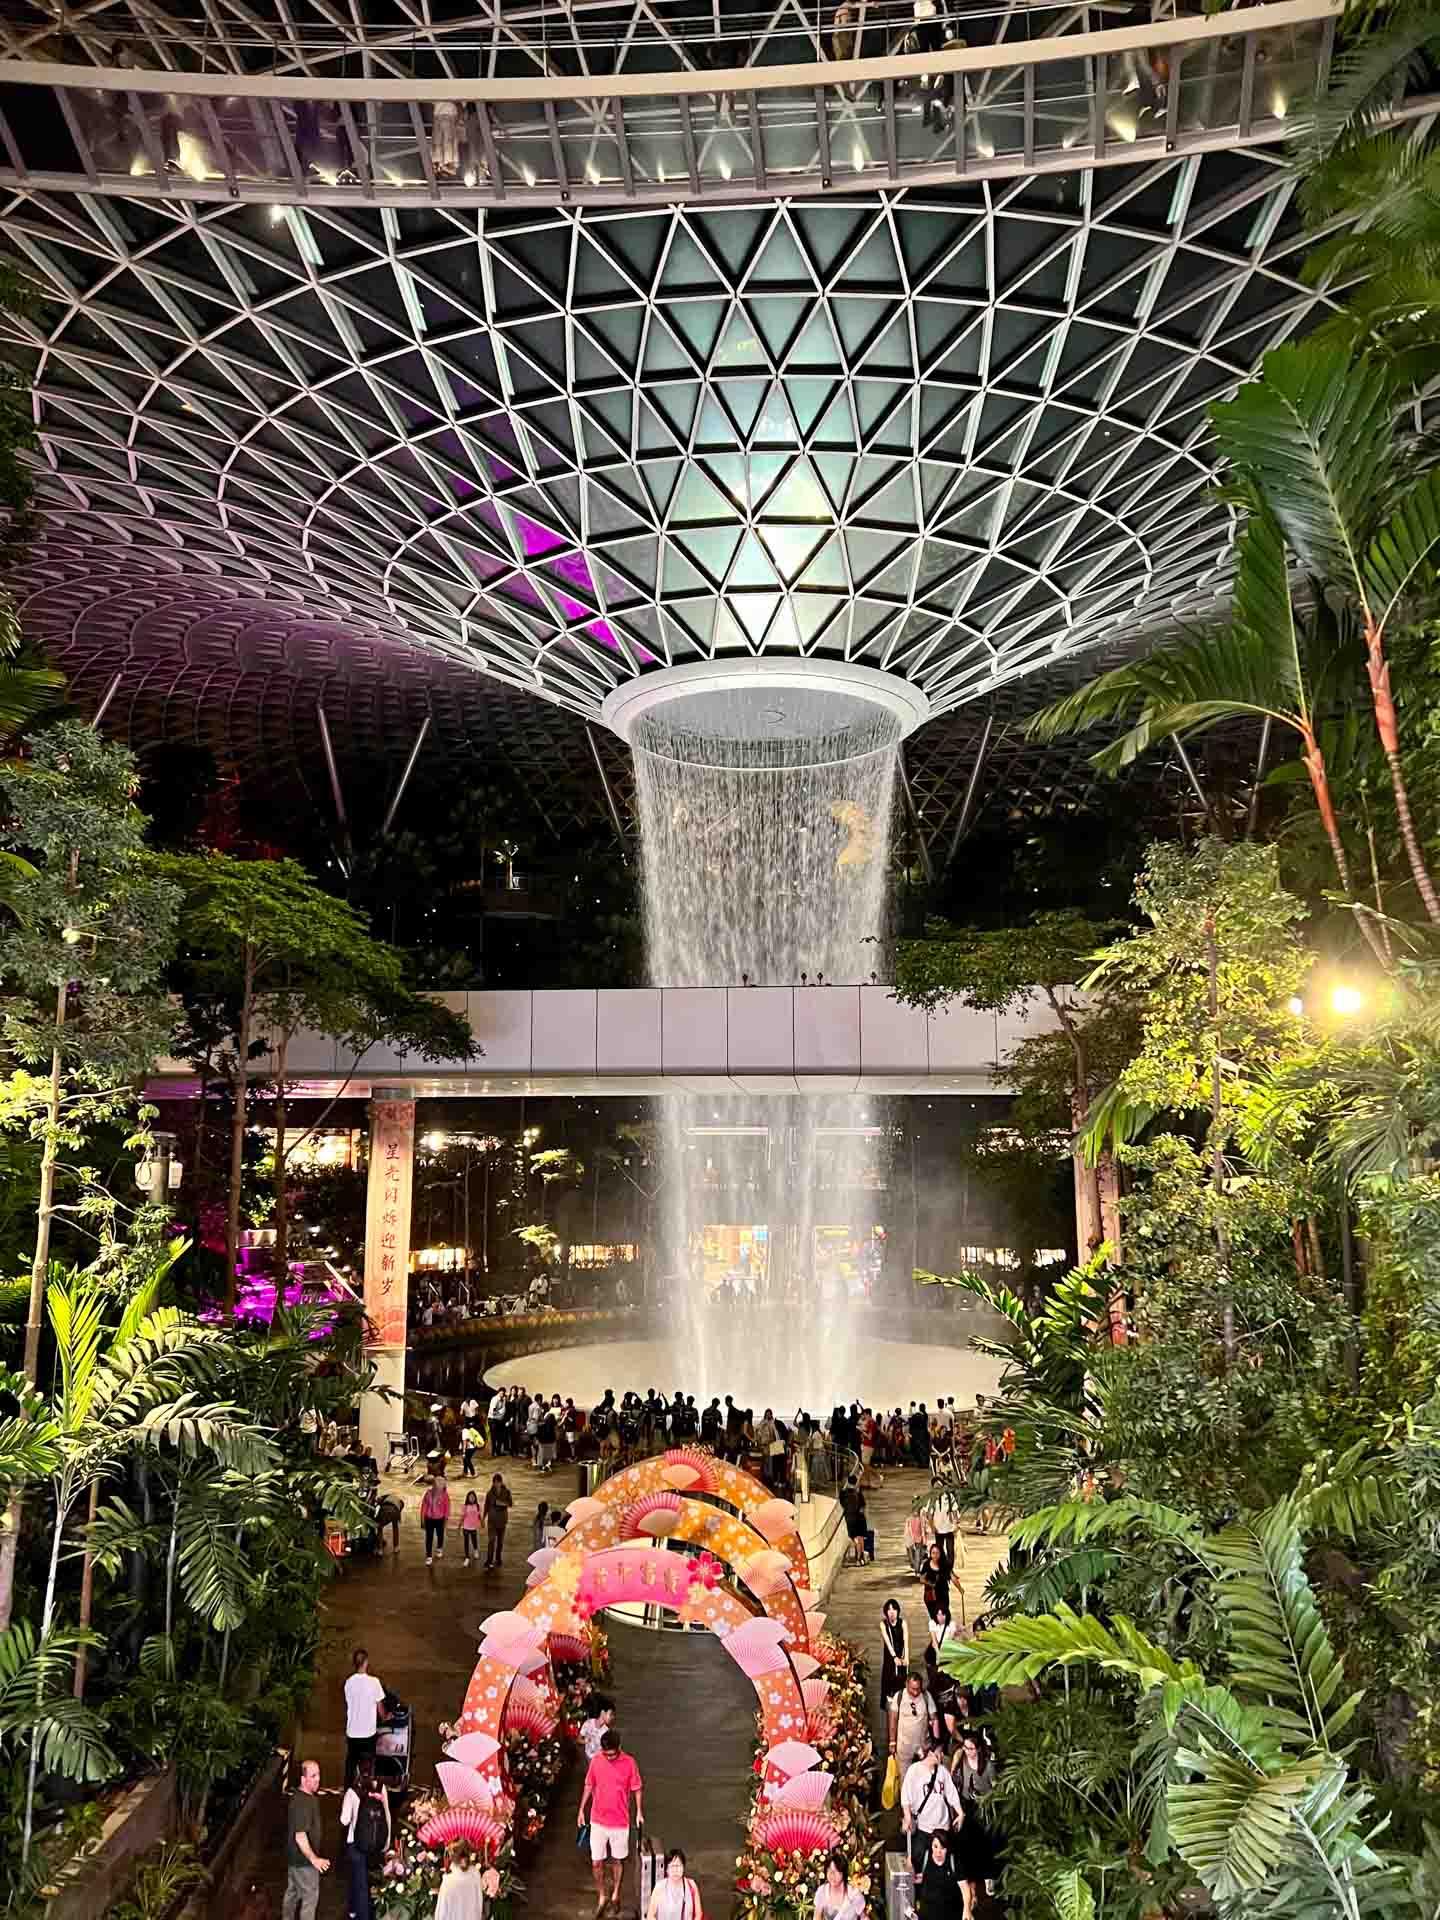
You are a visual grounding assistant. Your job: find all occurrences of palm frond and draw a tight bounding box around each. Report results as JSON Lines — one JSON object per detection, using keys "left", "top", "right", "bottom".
{"left": 1009, "top": 1496, "right": 1206, "bottom": 1555}
{"left": 941, "top": 1601, "right": 1198, "bottom": 1690}
{"left": 1205, "top": 1498, "right": 1363, "bottom": 1751}
{"left": 985, "top": 1546, "right": 1121, "bottom": 1614}
{"left": 1209, "top": 344, "right": 1395, "bottom": 596}
{"left": 1363, "top": 464, "right": 1440, "bottom": 629}
{"left": 1167, "top": 1747, "right": 1336, "bottom": 1902}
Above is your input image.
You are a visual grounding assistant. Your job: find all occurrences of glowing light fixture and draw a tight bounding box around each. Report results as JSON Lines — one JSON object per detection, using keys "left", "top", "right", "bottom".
{"left": 1331, "top": 984, "right": 1365, "bottom": 1017}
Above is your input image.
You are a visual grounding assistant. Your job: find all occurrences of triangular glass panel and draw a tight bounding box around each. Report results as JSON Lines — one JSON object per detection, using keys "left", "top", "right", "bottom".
{"left": 642, "top": 319, "right": 693, "bottom": 375}
{"left": 714, "top": 306, "right": 762, "bottom": 368}
{"left": 673, "top": 463, "right": 733, "bottom": 521}
{"left": 758, "top": 522, "right": 827, "bottom": 581}
{"left": 788, "top": 308, "right": 838, "bottom": 366}
{"left": 603, "top": 215, "right": 670, "bottom": 285}
{"left": 764, "top": 461, "right": 830, "bottom": 520}
{"left": 733, "top": 591, "right": 780, "bottom": 640}
{"left": 799, "top": 537, "right": 849, "bottom": 589}
{"left": 751, "top": 221, "right": 811, "bottom": 285}
{"left": 574, "top": 235, "right": 635, "bottom": 302}
{"left": 673, "top": 298, "right": 727, "bottom": 361}
{"left": 653, "top": 383, "right": 701, "bottom": 440}
{"left": 750, "top": 296, "right": 805, "bottom": 362}
{"left": 700, "top": 208, "right": 770, "bottom": 281}
{"left": 793, "top": 592, "right": 844, "bottom": 643}
{"left": 728, "top": 534, "right": 780, "bottom": 590}
{"left": 723, "top": 379, "right": 768, "bottom": 438}
{"left": 658, "top": 228, "right": 719, "bottom": 291}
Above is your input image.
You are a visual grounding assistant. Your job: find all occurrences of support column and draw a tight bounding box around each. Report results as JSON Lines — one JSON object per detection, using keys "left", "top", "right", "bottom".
{"left": 361, "top": 1088, "right": 415, "bottom": 1460}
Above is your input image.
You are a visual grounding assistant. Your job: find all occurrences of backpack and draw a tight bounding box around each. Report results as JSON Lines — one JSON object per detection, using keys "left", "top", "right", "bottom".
{"left": 354, "top": 1793, "right": 388, "bottom": 1861}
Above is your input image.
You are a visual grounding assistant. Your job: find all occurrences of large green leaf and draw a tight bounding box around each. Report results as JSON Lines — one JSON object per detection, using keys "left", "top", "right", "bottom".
{"left": 1206, "top": 1498, "right": 1363, "bottom": 1750}
{"left": 941, "top": 1601, "right": 1199, "bottom": 1690}
{"left": 1210, "top": 344, "right": 1396, "bottom": 599}
{"left": 1167, "top": 1747, "right": 1335, "bottom": 1901}
{"left": 1363, "top": 466, "right": 1440, "bottom": 629}
{"left": 1010, "top": 1496, "right": 1207, "bottom": 1556}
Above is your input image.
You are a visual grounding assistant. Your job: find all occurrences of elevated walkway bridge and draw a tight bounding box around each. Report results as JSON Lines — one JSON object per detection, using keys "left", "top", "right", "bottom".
{"left": 0, "top": 0, "right": 1336, "bottom": 206}
{"left": 149, "top": 982, "right": 1065, "bottom": 1096}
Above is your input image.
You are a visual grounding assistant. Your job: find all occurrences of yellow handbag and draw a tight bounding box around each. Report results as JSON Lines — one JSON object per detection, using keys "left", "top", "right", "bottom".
{"left": 881, "top": 1753, "right": 900, "bottom": 1810}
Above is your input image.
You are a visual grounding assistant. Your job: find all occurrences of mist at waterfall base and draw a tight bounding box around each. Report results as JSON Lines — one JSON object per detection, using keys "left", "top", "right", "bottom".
{"left": 632, "top": 685, "right": 900, "bottom": 1415}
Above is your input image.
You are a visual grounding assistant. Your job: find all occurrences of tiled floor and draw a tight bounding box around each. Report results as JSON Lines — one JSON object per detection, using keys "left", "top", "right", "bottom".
{"left": 245, "top": 1451, "right": 1008, "bottom": 1917}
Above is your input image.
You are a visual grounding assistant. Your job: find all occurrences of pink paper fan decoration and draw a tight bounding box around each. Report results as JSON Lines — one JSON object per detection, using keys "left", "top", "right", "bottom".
{"left": 416, "top": 1806, "right": 508, "bottom": 1860}
{"left": 804, "top": 1611, "right": 827, "bottom": 1640}
{"left": 771, "top": 1770, "right": 835, "bottom": 1812}
{"left": 722, "top": 1634, "right": 791, "bottom": 1681}
{"left": 721, "top": 1617, "right": 792, "bottom": 1677}
{"left": 445, "top": 1731, "right": 500, "bottom": 1767}
{"left": 762, "top": 1738, "right": 822, "bottom": 1777}
{"left": 803, "top": 1708, "right": 834, "bottom": 1744}
{"left": 737, "top": 1553, "right": 792, "bottom": 1599}
{"left": 750, "top": 1810, "right": 840, "bottom": 1858}
{"left": 566, "top": 1497, "right": 605, "bottom": 1521}
{"left": 801, "top": 1679, "right": 832, "bottom": 1716}
{"left": 437, "top": 1761, "right": 495, "bottom": 1808}
{"left": 662, "top": 1446, "right": 718, "bottom": 1493}
{"left": 481, "top": 1638, "right": 549, "bottom": 1675}
{"left": 528, "top": 1547, "right": 559, "bottom": 1572}
{"left": 795, "top": 1588, "right": 819, "bottom": 1607}
{"left": 547, "top": 1631, "right": 590, "bottom": 1665}
{"left": 750, "top": 1498, "right": 799, "bottom": 1542}
{"left": 661, "top": 1463, "right": 700, "bottom": 1490}
{"left": 621, "top": 1489, "right": 685, "bottom": 1538}
{"left": 478, "top": 1609, "right": 532, "bottom": 1638}
{"left": 788, "top": 1652, "right": 821, "bottom": 1681}
{"left": 501, "top": 1694, "right": 558, "bottom": 1743}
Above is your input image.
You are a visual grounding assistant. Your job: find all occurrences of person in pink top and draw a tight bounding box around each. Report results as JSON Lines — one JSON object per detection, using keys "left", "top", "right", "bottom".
{"left": 578, "top": 1729, "right": 644, "bottom": 1914}
{"left": 420, "top": 1471, "right": 450, "bottom": 1565}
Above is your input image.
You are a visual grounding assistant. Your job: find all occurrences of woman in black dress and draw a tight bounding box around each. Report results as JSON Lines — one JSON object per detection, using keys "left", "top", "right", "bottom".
{"left": 879, "top": 1598, "right": 910, "bottom": 1705}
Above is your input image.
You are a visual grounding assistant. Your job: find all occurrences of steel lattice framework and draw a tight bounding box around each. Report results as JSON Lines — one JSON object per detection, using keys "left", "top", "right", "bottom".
{"left": 3, "top": 149, "right": 1336, "bottom": 742}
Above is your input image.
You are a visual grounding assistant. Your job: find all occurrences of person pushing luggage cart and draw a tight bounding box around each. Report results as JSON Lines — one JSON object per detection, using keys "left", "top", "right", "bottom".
{"left": 578, "top": 1729, "right": 644, "bottom": 1915}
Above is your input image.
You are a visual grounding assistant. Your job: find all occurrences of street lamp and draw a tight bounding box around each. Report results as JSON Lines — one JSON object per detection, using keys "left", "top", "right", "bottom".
{"left": 135, "top": 1130, "right": 183, "bottom": 1195}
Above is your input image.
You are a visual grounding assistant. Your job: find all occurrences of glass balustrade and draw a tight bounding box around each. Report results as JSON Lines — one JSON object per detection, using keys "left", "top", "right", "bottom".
{"left": 0, "top": 3, "right": 1336, "bottom": 203}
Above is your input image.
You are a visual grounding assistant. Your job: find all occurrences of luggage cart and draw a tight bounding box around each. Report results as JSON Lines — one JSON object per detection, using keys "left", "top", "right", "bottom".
{"left": 375, "top": 1699, "right": 412, "bottom": 1792}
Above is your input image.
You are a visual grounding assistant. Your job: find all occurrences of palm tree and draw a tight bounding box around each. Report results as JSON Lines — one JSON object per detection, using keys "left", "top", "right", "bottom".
{"left": 1211, "top": 342, "right": 1440, "bottom": 925}
{"left": 1294, "top": 2, "right": 1440, "bottom": 371}
{"left": 16, "top": 1271, "right": 277, "bottom": 1863}
{"left": 1026, "top": 507, "right": 1387, "bottom": 966}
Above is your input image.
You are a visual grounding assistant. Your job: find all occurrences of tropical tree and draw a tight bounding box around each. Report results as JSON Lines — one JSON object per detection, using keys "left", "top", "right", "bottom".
{"left": 915, "top": 1251, "right": 1113, "bottom": 1516}
{"left": 894, "top": 913, "right": 1129, "bottom": 1262}
{"left": 14, "top": 1264, "right": 276, "bottom": 1863}
{"left": 0, "top": 725, "right": 182, "bottom": 1631}
{"left": 1210, "top": 345, "right": 1440, "bottom": 924}
{"left": 945, "top": 1489, "right": 1424, "bottom": 1920}
{"left": 163, "top": 854, "right": 474, "bottom": 1293}
{"left": 1025, "top": 510, "right": 1390, "bottom": 966}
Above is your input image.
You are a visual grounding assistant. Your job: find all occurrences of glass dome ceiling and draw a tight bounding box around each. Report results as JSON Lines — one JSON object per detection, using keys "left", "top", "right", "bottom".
{"left": 4, "top": 150, "right": 1333, "bottom": 724}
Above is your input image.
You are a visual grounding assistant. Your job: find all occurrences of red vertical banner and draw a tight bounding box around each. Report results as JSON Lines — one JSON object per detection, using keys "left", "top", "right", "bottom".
{"left": 364, "top": 1097, "right": 415, "bottom": 1349}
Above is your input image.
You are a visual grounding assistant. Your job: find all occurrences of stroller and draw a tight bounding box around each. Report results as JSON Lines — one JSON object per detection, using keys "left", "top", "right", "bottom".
{"left": 375, "top": 1692, "right": 413, "bottom": 1792}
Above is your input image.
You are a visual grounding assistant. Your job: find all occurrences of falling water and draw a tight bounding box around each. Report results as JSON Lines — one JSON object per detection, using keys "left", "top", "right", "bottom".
{"left": 632, "top": 682, "right": 900, "bottom": 1415}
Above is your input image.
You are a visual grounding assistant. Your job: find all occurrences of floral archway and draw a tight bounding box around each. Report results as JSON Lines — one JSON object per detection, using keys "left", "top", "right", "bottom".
{"left": 391, "top": 1448, "right": 875, "bottom": 1920}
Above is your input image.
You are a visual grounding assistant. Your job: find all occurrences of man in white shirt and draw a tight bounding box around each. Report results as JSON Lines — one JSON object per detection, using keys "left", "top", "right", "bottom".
{"left": 935, "top": 1397, "right": 955, "bottom": 1435}
{"left": 579, "top": 1697, "right": 614, "bottom": 1760}
{"left": 343, "top": 1646, "right": 388, "bottom": 1785}
{"left": 888, "top": 1671, "right": 939, "bottom": 1774}
{"left": 901, "top": 1739, "right": 963, "bottom": 1872}
{"left": 460, "top": 1395, "right": 480, "bottom": 1425}
{"left": 931, "top": 1490, "right": 958, "bottom": 1578}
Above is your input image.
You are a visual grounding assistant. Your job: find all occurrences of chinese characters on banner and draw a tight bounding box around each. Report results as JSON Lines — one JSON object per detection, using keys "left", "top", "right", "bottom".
{"left": 363, "top": 1098, "right": 414, "bottom": 1350}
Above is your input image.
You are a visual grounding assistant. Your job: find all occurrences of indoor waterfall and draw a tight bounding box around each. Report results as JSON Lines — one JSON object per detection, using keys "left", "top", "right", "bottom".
{"left": 631, "top": 682, "right": 901, "bottom": 1416}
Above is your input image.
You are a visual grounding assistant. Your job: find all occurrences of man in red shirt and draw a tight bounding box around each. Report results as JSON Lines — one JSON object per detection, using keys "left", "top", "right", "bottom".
{"left": 578, "top": 1729, "right": 644, "bottom": 1914}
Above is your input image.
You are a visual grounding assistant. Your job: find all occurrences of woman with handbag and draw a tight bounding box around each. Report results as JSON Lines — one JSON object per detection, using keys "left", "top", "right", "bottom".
{"left": 646, "top": 1847, "right": 704, "bottom": 1920}
{"left": 879, "top": 1598, "right": 910, "bottom": 1707}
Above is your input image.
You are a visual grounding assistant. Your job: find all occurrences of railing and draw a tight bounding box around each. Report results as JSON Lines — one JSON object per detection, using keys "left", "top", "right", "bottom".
{"left": 0, "top": 0, "right": 1336, "bottom": 205}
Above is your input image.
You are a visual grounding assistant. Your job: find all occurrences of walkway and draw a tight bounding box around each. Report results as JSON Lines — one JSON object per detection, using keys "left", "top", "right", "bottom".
{"left": 241, "top": 1451, "right": 1006, "bottom": 1917}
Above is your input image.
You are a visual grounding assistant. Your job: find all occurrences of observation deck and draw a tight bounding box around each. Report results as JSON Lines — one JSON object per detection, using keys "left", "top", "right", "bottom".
{"left": 0, "top": 0, "right": 1335, "bottom": 206}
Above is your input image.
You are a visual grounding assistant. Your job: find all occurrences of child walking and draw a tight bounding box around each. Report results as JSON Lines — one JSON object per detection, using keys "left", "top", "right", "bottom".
{"left": 421, "top": 1471, "right": 450, "bottom": 1566}
{"left": 461, "top": 1490, "right": 481, "bottom": 1565}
